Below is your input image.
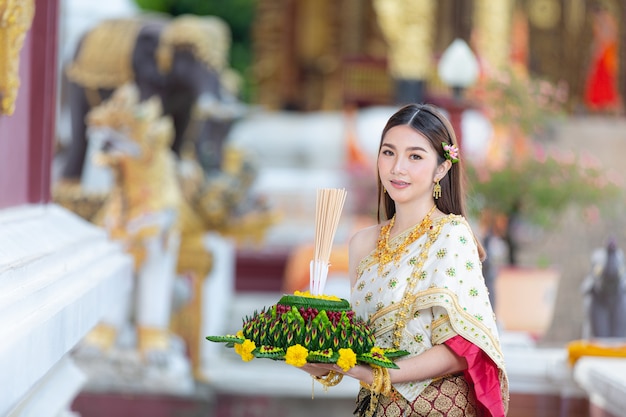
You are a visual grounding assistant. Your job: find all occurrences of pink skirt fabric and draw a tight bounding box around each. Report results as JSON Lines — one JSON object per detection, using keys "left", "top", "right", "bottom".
{"left": 444, "top": 335, "right": 506, "bottom": 417}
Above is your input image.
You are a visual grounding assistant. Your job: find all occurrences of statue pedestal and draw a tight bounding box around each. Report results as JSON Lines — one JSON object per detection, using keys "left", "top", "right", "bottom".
{"left": 72, "top": 337, "right": 195, "bottom": 396}
{"left": 0, "top": 204, "right": 133, "bottom": 417}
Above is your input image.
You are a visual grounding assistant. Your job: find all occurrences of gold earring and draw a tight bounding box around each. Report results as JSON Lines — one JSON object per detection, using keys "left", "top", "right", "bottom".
{"left": 383, "top": 188, "right": 387, "bottom": 194}
{"left": 433, "top": 180, "right": 441, "bottom": 199}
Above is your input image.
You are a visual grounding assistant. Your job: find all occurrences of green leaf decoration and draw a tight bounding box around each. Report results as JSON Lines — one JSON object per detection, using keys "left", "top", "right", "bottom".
{"left": 254, "top": 346, "right": 285, "bottom": 359}
{"left": 358, "top": 352, "right": 401, "bottom": 369}
{"left": 206, "top": 335, "right": 244, "bottom": 344}
{"left": 278, "top": 294, "right": 351, "bottom": 311}
{"left": 307, "top": 349, "right": 338, "bottom": 363}
{"left": 380, "top": 348, "right": 410, "bottom": 359}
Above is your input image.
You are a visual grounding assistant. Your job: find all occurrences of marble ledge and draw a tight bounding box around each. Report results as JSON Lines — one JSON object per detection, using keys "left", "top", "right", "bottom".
{"left": 0, "top": 204, "right": 133, "bottom": 417}
{"left": 574, "top": 357, "right": 626, "bottom": 417}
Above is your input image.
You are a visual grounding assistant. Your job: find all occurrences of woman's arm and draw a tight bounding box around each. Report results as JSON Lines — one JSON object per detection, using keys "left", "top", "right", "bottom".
{"left": 306, "top": 343, "right": 467, "bottom": 385}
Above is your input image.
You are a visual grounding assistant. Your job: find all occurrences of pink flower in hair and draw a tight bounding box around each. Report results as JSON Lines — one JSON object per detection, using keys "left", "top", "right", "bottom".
{"left": 442, "top": 143, "right": 459, "bottom": 163}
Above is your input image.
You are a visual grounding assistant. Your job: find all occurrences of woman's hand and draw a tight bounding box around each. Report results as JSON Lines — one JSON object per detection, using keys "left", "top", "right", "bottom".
{"left": 300, "top": 363, "right": 374, "bottom": 384}
{"left": 300, "top": 363, "right": 334, "bottom": 377}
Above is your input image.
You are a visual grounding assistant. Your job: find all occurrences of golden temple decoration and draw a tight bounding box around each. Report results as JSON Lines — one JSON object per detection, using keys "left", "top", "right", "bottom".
{"left": 251, "top": 0, "right": 286, "bottom": 110}
{"left": 0, "top": 0, "right": 34, "bottom": 115}
{"left": 56, "top": 82, "right": 275, "bottom": 371}
{"left": 86, "top": 84, "right": 182, "bottom": 243}
{"left": 65, "top": 19, "right": 140, "bottom": 90}
{"left": 473, "top": 0, "right": 514, "bottom": 71}
{"left": 565, "top": 0, "right": 586, "bottom": 35}
{"left": 373, "top": 0, "right": 435, "bottom": 79}
{"left": 528, "top": 0, "right": 560, "bottom": 30}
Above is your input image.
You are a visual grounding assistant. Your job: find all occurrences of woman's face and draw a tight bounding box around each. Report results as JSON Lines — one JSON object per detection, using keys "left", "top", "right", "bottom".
{"left": 378, "top": 124, "right": 440, "bottom": 207}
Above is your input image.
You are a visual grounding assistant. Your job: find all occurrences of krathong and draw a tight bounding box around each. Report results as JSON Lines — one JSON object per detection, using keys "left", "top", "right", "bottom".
{"left": 206, "top": 291, "right": 409, "bottom": 369}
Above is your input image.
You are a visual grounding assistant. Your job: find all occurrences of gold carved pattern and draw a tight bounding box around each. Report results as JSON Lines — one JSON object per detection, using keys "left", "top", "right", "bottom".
{"left": 251, "top": 0, "right": 287, "bottom": 110}
{"left": 65, "top": 19, "right": 140, "bottom": 90}
{"left": 565, "top": 0, "right": 586, "bottom": 35}
{"left": 528, "top": 0, "right": 561, "bottom": 30}
{"left": 295, "top": 0, "right": 341, "bottom": 110}
{"left": 473, "top": 0, "right": 514, "bottom": 71}
{"left": 373, "top": 0, "right": 435, "bottom": 79}
{"left": 0, "top": 0, "right": 34, "bottom": 115}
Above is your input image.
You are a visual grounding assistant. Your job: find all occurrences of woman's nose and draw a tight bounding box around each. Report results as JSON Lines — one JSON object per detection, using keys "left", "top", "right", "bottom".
{"left": 391, "top": 158, "right": 406, "bottom": 174}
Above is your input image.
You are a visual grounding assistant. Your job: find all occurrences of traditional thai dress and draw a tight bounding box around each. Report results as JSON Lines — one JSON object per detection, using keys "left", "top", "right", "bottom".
{"left": 351, "top": 214, "right": 509, "bottom": 417}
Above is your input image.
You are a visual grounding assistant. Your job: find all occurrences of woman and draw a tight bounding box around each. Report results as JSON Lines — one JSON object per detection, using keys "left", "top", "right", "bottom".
{"left": 307, "top": 103, "right": 509, "bottom": 416}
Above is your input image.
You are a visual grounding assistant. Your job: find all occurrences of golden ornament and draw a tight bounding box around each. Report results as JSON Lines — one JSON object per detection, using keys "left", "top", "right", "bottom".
{"left": 375, "top": 205, "right": 436, "bottom": 275}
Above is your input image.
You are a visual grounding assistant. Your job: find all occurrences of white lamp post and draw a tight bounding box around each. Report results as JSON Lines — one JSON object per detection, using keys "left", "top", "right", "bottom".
{"left": 438, "top": 38, "right": 480, "bottom": 100}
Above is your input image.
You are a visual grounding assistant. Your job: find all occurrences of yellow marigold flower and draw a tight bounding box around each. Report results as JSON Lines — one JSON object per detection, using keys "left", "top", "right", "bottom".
{"left": 337, "top": 348, "right": 357, "bottom": 371}
{"left": 285, "top": 344, "right": 309, "bottom": 367}
{"left": 294, "top": 290, "right": 341, "bottom": 301}
{"left": 235, "top": 339, "right": 256, "bottom": 362}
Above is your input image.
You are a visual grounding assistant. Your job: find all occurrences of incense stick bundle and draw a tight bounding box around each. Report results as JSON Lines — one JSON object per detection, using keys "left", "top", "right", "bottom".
{"left": 310, "top": 188, "right": 347, "bottom": 295}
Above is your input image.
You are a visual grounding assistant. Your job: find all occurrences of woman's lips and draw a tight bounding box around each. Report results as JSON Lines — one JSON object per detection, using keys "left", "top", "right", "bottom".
{"left": 390, "top": 179, "right": 410, "bottom": 189}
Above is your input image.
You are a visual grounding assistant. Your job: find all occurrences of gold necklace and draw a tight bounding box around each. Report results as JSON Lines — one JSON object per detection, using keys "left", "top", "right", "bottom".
{"left": 375, "top": 205, "right": 437, "bottom": 275}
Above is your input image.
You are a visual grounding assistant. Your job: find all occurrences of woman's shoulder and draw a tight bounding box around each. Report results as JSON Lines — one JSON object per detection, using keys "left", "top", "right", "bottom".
{"left": 434, "top": 213, "right": 471, "bottom": 229}
{"left": 349, "top": 223, "right": 382, "bottom": 258}
{"left": 433, "top": 214, "right": 477, "bottom": 239}
{"left": 350, "top": 223, "right": 381, "bottom": 248}
{"left": 433, "top": 214, "right": 482, "bottom": 254}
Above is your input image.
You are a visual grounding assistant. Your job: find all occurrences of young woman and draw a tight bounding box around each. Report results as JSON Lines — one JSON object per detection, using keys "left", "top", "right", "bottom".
{"left": 307, "top": 103, "right": 509, "bottom": 416}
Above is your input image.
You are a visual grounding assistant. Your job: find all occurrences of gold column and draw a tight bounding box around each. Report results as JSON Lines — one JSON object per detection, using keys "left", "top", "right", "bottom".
{"left": 0, "top": 0, "right": 35, "bottom": 115}
{"left": 473, "top": 0, "right": 514, "bottom": 71}
{"left": 373, "top": 0, "right": 435, "bottom": 80}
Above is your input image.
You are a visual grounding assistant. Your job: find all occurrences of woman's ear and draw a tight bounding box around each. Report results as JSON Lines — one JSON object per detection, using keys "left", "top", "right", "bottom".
{"left": 435, "top": 160, "right": 452, "bottom": 181}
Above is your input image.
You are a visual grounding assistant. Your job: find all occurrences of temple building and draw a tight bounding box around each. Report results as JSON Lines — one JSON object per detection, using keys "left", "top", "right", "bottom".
{"left": 252, "top": 0, "right": 625, "bottom": 114}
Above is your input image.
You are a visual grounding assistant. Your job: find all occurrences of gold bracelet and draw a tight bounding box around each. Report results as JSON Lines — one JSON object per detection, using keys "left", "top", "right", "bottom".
{"left": 359, "top": 365, "right": 391, "bottom": 396}
{"left": 311, "top": 371, "right": 343, "bottom": 398}
{"left": 313, "top": 370, "right": 343, "bottom": 388}
{"left": 358, "top": 366, "right": 392, "bottom": 417}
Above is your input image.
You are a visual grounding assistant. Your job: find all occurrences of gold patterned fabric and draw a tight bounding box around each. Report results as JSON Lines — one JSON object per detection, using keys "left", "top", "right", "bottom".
{"left": 356, "top": 374, "right": 478, "bottom": 417}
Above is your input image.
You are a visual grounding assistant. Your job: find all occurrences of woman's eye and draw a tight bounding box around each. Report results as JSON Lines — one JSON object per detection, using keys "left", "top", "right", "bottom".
{"left": 382, "top": 149, "right": 393, "bottom": 156}
{"left": 410, "top": 154, "right": 422, "bottom": 160}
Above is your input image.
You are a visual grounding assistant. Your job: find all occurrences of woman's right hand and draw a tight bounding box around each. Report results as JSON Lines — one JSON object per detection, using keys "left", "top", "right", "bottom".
{"left": 299, "top": 363, "right": 335, "bottom": 377}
